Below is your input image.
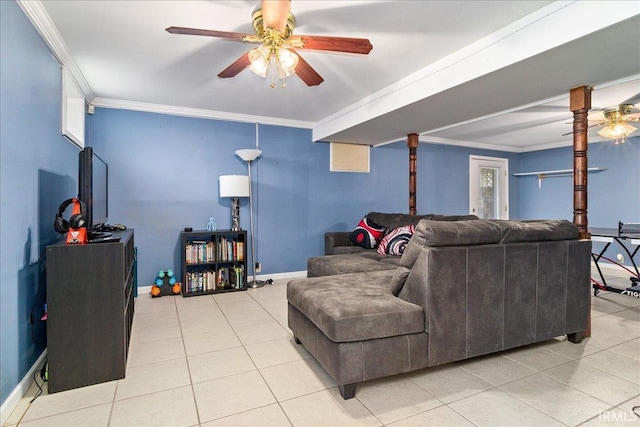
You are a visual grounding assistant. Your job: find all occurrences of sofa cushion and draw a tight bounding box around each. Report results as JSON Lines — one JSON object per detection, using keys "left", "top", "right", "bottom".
{"left": 367, "top": 212, "right": 434, "bottom": 230}
{"left": 387, "top": 219, "right": 502, "bottom": 293}
{"left": 330, "top": 246, "right": 369, "bottom": 255}
{"left": 416, "top": 219, "right": 503, "bottom": 247}
{"left": 495, "top": 219, "right": 578, "bottom": 243}
{"left": 379, "top": 256, "right": 403, "bottom": 266}
{"left": 349, "top": 216, "right": 386, "bottom": 249}
{"left": 431, "top": 214, "right": 479, "bottom": 221}
{"left": 307, "top": 254, "right": 397, "bottom": 277}
{"left": 287, "top": 270, "right": 424, "bottom": 342}
{"left": 377, "top": 225, "right": 415, "bottom": 255}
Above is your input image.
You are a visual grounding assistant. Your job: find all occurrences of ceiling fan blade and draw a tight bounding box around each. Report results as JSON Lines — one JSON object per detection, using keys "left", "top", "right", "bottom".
{"left": 291, "top": 35, "right": 373, "bottom": 54}
{"left": 218, "top": 52, "right": 251, "bottom": 78}
{"left": 562, "top": 122, "right": 604, "bottom": 135}
{"left": 293, "top": 51, "right": 324, "bottom": 86}
{"left": 261, "top": 0, "right": 291, "bottom": 33}
{"left": 166, "top": 26, "right": 250, "bottom": 41}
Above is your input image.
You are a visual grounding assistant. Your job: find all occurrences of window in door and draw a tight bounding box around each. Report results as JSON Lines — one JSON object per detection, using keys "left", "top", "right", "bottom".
{"left": 469, "top": 156, "right": 509, "bottom": 219}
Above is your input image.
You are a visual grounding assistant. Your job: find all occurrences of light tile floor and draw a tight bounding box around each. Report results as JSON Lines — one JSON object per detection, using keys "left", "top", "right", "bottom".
{"left": 4, "top": 268, "right": 640, "bottom": 426}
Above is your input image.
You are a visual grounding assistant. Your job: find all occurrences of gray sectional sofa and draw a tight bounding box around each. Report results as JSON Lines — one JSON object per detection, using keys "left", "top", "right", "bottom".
{"left": 287, "top": 217, "right": 591, "bottom": 399}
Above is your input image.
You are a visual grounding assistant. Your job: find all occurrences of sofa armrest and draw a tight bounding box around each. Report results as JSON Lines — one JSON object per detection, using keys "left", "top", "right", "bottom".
{"left": 325, "top": 232, "right": 353, "bottom": 255}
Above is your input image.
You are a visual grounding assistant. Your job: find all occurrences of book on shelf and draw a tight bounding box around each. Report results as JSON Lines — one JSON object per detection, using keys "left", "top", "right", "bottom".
{"left": 234, "top": 265, "right": 244, "bottom": 289}
{"left": 216, "top": 236, "right": 237, "bottom": 262}
{"left": 237, "top": 241, "right": 244, "bottom": 261}
{"left": 185, "top": 240, "right": 215, "bottom": 264}
{"left": 185, "top": 269, "right": 216, "bottom": 293}
{"left": 213, "top": 265, "right": 245, "bottom": 290}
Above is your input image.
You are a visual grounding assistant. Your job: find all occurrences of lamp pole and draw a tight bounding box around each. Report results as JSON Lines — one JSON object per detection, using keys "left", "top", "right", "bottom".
{"left": 235, "top": 148, "right": 263, "bottom": 288}
{"left": 245, "top": 157, "right": 263, "bottom": 288}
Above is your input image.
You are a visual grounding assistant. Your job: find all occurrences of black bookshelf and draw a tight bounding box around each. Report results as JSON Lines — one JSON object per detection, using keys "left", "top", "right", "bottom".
{"left": 181, "top": 230, "right": 247, "bottom": 296}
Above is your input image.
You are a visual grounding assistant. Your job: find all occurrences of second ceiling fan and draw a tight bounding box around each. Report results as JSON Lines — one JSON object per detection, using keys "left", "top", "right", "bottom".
{"left": 166, "top": 0, "right": 373, "bottom": 87}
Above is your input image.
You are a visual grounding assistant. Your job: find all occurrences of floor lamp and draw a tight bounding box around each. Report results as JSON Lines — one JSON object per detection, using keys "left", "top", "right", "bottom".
{"left": 236, "top": 148, "right": 263, "bottom": 288}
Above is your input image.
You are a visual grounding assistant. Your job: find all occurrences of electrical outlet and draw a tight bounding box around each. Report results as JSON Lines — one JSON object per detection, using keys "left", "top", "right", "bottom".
{"left": 255, "top": 262, "right": 261, "bottom": 272}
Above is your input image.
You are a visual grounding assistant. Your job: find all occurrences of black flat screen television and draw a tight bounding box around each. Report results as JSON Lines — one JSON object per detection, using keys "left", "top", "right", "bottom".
{"left": 78, "top": 146, "right": 108, "bottom": 230}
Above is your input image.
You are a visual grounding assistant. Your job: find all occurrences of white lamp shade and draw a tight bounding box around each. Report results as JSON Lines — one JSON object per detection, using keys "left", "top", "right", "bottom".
{"left": 236, "top": 149, "right": 262, "bottom": 162}
{"left": 219, "top": 175, "right": 250, "bottom": 198}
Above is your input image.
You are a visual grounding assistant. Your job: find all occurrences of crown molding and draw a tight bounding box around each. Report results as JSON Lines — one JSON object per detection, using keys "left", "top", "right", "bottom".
{"left": 90, "top": 98, "right": 315, "bottom": 129}
{"left": 419, "top": 136, "right": 523, "bottom": 153}
{"left": 418, "top": 136, "right": 613, "bottom": 154}
{"left": 518, "top": 138, "right": 612, "bottom": 153}
{"left": 17, "top": 0, "right": 95, "bottom": 102}
{"left": 371, "top": 135, "right": 523, "bottom": 152}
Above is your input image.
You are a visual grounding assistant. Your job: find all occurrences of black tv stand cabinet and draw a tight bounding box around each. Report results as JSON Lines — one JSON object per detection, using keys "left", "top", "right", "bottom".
{"left": 46, "top": 229, "right": 135, "bottom": 393}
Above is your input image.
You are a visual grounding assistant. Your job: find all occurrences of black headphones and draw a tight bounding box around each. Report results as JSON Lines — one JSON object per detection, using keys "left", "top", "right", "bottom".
{"left": 54, "top": 198, "right": 87, "bottom": 234}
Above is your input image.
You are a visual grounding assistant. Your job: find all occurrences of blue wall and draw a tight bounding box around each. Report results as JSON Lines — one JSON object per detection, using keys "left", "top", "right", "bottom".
{"left": 517, "top": 139, "right": 640, "bottom": 223}
{"left": 1, "top": 1, "right": 79, "bottom": 406}
{"left": 517, "top": 138, "right": 640, "bottom": 268}
{"left": 418, "top": 143, "right": 521, "bottom": 219}
{"left": 88, "top": 109, "right": 524, "bottom": 285}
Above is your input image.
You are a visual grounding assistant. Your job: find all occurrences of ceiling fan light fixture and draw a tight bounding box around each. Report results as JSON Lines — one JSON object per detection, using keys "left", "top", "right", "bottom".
{"left": 597, "top": 122, "right": 637, "bottom": 144}
{"left": 277, "top": 48, "right": 298, "bottom": 77}
{"left": 248, "top": 45, "right": 270, "bottom": 78}
{"left": 595, "top": 104, "right": 638, "bottom": 144}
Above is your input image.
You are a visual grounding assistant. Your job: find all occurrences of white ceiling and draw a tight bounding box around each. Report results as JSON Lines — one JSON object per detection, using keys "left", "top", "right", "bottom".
{"left": 20, "top": 0, "right": 640, "bottom": 152}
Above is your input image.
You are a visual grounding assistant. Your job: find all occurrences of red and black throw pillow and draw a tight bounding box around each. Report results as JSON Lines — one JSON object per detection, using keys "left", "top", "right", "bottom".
{"left": 350, "top": 216, "right": 386, "bottom": 249}
{"left": 377, "top": 225, "right": 415, "bottom": 256}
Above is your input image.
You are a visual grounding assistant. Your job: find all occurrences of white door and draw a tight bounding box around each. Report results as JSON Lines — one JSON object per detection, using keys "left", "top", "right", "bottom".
{"left": 469, "top": 156, "right": 509, "bottom": 219}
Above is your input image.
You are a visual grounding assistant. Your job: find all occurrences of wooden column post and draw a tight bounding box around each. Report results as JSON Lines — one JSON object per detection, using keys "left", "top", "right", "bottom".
{"left": 408, "top": 133, "right": 419, "bottom": 215}
{"left": 570, "top": 86, "right": 592, "bottom": 339}
{"left": 570, "top": 86, "right": 591, "bottom": 239}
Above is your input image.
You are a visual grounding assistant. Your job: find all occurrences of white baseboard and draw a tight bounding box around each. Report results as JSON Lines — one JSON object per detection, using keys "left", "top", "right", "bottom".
{"left": 137, "top": 285, "right": 152, "bottom": 296}
{"left": 1, "top": 349, "right": 47, "bottom": 426}
{"left": 255, "top": 270, "right": 307, "bottom": 282}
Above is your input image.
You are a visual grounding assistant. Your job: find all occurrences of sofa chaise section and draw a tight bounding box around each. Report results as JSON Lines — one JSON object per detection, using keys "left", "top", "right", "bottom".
{"left": 287, "top": 270, "right": 429, "bottom": 399}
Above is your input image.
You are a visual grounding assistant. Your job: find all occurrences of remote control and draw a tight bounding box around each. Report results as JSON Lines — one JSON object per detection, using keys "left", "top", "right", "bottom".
{"left": 89, "top": 236, "right": 121, "bottom": 244}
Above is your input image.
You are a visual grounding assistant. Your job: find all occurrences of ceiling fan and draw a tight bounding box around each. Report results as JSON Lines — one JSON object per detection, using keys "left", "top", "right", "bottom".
{"left": 563, "top": 103, "right": 639, "bottom": 143}
{"left": 166, "top": 0, "right": 373, "bottom": 87}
